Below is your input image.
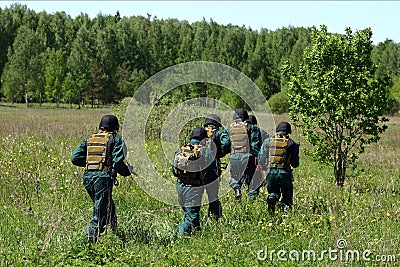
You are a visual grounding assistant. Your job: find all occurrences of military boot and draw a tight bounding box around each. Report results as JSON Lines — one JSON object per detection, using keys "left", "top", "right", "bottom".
{"left": 234, "top": 188, "right": 242, "bottom": 201}
{"left": 267, "top": 195, "right": 277, "bottom": 213}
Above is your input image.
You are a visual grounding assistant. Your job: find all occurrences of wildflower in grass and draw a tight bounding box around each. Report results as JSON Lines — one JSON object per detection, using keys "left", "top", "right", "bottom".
{"left": 311, "top": 220, "right": 321, "bottom": 225}
{"left": 386, "top": 212, "right": 391, "bottom": 217}
{"left": 329, "top": 215, "right": 336, "bottom": 221}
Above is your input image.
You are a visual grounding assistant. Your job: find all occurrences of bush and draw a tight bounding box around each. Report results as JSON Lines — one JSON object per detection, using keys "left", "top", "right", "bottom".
{"left": 268, "top": 92, "right": 289, "bottom": 114}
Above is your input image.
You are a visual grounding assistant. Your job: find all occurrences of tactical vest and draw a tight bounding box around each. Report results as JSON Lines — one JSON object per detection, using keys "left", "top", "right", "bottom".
{"left": 174, "top": 144, "right": 206, "bottom": 185}
{"left": 267, "top": 135, "right": 289, "bottom": 169}
{"left": 85, "top": 131, "right": 114, "bottom": 171}
{"left": 228, "top": 121, "right": 249, "bottom": 154}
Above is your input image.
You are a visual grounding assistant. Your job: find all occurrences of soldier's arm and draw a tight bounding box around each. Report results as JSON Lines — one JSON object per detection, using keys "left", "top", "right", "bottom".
{"left": 261, "top": 128, "right": 270, "bottom": 141}
{"left": 71, "top": 138, "right": 87, "bottom": 167}
{"left": 171, "top": 150, "right": 179, "bottom": 177}
{"left": 250, "top": 126, "right": 261, "bottom": 156}
{"left": 112, "top": 137, "right": 131, "bottom": 176}
{"left": 218, "top": 129, "right": 231, "bottom": 156}
{"left": 288, "top": 140, "right": 300, "bottom": 168}
{"left": 257, "top": 138, "right": 269, "bottom": 169}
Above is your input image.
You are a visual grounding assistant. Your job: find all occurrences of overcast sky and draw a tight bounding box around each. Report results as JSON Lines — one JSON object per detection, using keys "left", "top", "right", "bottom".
{"left": 2, "top": 1, "right": 399, "bottom": 44}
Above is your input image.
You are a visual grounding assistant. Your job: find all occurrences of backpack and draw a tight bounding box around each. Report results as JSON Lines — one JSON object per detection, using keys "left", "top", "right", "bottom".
{"left": 228, "top": 121, "right": 250, "bottom": 154}
{"left": 86, "top": 131, "right": 114, "bottom": 172}
{"left": 173, "top": 144, "right": 206, "bottom": 182}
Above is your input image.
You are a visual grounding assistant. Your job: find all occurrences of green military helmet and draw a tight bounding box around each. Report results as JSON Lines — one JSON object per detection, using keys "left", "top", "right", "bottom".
{"left": 99, "top": 115, "right": 120, "bottom": 132}
{"left": 276, "top": 121, "right": 291, "bottom": 135}
{"left": 248, "top": 115, "right": 257, "bottom": 125}
{"left": 190, "top": 127, "right": 207, "bottom": 141}
{"left": 204, "top": 114, "right": 222, "bottom": 128}
{"left": 233, "top": 108, "right": 249, "bottom": 121}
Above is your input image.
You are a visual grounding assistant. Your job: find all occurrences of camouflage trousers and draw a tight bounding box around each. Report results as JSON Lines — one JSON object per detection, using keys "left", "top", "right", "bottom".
{"left": 83, "top": 172, "right": 116, "bottom": 242}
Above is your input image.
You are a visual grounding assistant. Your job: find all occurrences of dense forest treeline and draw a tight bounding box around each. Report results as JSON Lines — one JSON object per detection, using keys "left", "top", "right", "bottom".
{"left": 1, "top": 4, "right": 400, "bottom": 110}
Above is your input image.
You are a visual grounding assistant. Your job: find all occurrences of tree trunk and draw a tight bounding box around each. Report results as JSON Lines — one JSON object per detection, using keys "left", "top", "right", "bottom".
{"left": 334, "top": 151, "right": 346, "bottom": 187}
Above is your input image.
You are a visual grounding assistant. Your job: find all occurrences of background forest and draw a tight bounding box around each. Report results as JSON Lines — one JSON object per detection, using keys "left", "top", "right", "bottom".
{"left": 1, "top": 3, "right": 400, "bottom": 112}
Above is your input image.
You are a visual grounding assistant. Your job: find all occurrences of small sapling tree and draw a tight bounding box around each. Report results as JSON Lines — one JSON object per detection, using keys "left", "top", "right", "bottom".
{"left": 281, "top": 25, "right": 392, "bottom": 186}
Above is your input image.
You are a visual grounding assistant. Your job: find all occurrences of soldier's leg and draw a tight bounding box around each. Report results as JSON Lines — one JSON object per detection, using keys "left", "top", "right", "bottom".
{"left": 106, "top": 182, "right": 117, "bottom": 231}
{"left": 266, "top": 171, "right": 281, "bottom": 212}
{"left": 229, "top": 154, "right": 249, "bottom": 200}
{"left": 84, "top": 175, "right": 110, "bottom": 243}
{"left": 280, "top": 172, "right": 293, "bottom": 212}
{"left": 246, "top": 156, "right": 260, "bottom": 199}
{"left": 205, "top": 179, "right": 222, "bottom": 219}
{"left": 175, "top": 184, "right": 204, "bottom": 237}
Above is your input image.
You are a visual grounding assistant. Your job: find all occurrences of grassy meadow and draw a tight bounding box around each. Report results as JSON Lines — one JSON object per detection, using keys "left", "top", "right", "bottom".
{"left": 0, "top": 104, "right": 399, "bottom": 266}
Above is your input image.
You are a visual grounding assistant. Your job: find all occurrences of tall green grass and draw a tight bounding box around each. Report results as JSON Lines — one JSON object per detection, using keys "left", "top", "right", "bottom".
{"left": 0, "top": 106, "right": 398, "bottom": 266}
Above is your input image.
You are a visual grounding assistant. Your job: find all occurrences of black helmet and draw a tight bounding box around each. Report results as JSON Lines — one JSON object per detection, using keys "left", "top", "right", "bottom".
{"left": 276, "top": 121, "right": 291, "bottom": 135}
{"left": 248, "top": 115, "right": 257, "bottom": 125}
{"left": 190, "top": 127, "right": 207, "bottom": 141}
{"left": 204, "top": 114, "right": 222, "bottom": 128}
{"left": 99, "top": 115, "right": 120, "bottom": 132}
{"left": 233, "top": 108, "right": 249, "bottom": 121}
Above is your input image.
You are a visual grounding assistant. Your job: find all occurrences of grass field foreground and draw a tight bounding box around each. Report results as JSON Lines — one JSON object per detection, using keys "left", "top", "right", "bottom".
{"left": 0, "top": 105, "right": 399, "bottom": 266}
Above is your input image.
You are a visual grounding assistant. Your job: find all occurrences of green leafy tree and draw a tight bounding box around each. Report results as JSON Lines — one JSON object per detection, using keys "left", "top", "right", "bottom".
{"left": 372, "top": 39, "right": 400, "bottom": 78}
{"left": 176, "top": 20, "right": 193, "bottom": 63}
{"left": 45, "top": 48, "right": 66, "bottom": 106}
{"left": 65, "top": 17, "right": 93, "bottom": 108}
{"left": 281, "top": 25, "right": 392, "bottom": 186}
{"left": 0, "top": 4, "right": 29, "bottom": 79}
{"left": 2, "top": 25, "right": 41, "bottom": 105}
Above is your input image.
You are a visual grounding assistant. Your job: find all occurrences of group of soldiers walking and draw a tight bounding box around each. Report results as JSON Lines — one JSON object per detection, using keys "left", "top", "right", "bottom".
{"left": 71, "top": 109, "right": 300, "bottom": 243}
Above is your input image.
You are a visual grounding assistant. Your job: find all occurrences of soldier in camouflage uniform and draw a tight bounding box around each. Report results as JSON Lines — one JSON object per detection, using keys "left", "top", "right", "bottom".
{"left": 258, "top": 121, "right": 300, "bottom": 212}
{"left": 172, "top": 127, "right": 218, "bottom": 237}
{"left": 71, "top": 115, "right": 132, "bottom": 243}
{"left": 203, "top": 114, "right": 231, "bottom": 219}
{"left": 226, "top": 108, "right": 262, "bottom": 201}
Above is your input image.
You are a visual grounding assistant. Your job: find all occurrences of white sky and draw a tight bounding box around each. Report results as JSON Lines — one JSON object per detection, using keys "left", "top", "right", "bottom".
{"left": 1, "top": 1, "right": 399, "bottom": 44}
